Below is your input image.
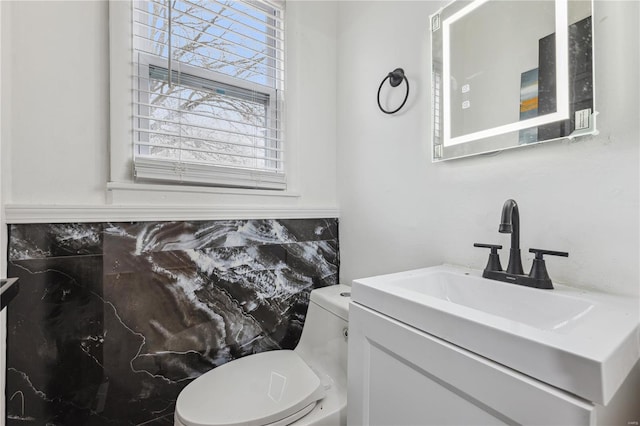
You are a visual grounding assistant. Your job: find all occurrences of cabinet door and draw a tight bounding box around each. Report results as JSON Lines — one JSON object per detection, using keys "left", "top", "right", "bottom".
{"left": 347, "top": 304, "right": 595, "bottom": 426}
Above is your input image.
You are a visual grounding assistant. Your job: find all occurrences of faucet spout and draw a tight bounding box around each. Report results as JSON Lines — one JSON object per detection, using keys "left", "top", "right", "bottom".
{"left": 477, "top": 199, "right": 567, "bottom": 289}
{"left": 499, "top": 199, "right": 524, "bottom": 275}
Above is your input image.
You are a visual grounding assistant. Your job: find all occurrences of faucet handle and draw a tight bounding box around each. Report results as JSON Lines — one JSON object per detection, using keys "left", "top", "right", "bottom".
{"left": 474, "top": 243, "right": 502, "bottom": 250}
{"left": 527, "top": 248, "right": 569, "bottom": 289}
{"left": 529, "top": 248, "right": 569, "bottom": 259}
{"left": 474, "top": 243, "right": 503, "bottom": 274}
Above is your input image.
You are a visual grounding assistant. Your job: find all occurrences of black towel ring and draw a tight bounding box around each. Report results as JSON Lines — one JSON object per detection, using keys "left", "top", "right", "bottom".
{"left": 377, "top": 68, "right": 409, "bottom": 115}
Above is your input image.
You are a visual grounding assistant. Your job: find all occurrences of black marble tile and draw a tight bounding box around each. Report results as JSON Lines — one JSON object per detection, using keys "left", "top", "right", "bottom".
{"left": 101, "top": 242, "right": 339, "bottom": 380}
{"left": 6, "top": 255, "right": 105, "bottom": 425}
{"left": 6, "top": 218, "right": 340, "bottom": 426}
{"left": 105, "top": 218, "right": 338, "bottom": 253}
{"left": 137, "top": 413, "right": 175, "bottom": 425}
{"left": 278, "top": 218, "right": 339, "bottom": 242}
{"left": 8, "top": 223, "right": 104, "bottom": 260}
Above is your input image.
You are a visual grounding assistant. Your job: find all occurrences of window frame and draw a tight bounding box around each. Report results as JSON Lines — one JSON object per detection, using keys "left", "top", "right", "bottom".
{"left": 129, "top": 0, "right": 287, "bottom": 190}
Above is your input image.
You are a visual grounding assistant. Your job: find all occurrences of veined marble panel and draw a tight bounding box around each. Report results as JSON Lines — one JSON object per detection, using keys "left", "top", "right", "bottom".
{"left": 6, "top": 219, "right": 339, "bottom": 425}
{"left": 6, "top": 255, "right": 105, "bottom": 424}
{"left": 104, "top": 218, "right": 337, "bottom": 253}
{"left": 9, "top": 223, "right": 103, "bottom": 260}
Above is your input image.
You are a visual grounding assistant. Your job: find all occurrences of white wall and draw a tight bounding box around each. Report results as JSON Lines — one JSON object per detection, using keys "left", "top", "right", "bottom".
{"left": 2, "top": 0, "right": 338, "bottom": 213}
{"left": 337, "top": 0, "right": 640, "bottom": 297}
{"left": 4, "top": 1, "right": 109, "bottom": 206}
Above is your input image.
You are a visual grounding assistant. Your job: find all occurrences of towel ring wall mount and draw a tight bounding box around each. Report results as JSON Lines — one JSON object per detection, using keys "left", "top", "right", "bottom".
{"left": 377, "top": 68, "right": 410, "bottom": 114}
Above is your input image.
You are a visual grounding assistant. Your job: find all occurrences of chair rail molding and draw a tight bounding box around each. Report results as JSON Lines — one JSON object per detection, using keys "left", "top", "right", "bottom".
{"left": 3, "top": 204, "right": 340, "bottom": 224}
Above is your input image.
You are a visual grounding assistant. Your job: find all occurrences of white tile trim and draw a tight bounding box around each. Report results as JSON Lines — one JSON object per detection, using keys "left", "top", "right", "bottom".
{"left": 4, "top": 204, "right": 340, "bottom": 224}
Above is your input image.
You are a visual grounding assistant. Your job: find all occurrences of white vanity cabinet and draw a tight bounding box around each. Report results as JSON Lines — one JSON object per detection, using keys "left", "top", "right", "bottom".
{"left": 346, "top": 265, "right": 640, "bottom": 426}
{"left": 348, "top": 304, "right": 594, "bottom": 426}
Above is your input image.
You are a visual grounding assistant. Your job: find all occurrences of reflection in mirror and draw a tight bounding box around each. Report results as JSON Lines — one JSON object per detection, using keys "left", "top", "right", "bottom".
{"left": 431, "top": 0, "right": 595, "bottom": 161}
{"left": 447, "top": 0, "right": 566, "bottom": 142}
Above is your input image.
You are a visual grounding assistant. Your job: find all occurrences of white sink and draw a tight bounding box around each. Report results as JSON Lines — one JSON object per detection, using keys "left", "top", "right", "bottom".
{"left": 387, "top": 269, "right": 596, "bottom": 333}
{"left": 351, "top": 264, "right": 640, "bottom": 405}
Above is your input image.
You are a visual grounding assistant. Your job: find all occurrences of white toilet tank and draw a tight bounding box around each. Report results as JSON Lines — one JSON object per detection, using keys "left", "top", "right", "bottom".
{"left": 295, "top": 284, "right": 350, "bottom": 371}
{"left": 293, "top": 284, "right": 350, "bottom": 425}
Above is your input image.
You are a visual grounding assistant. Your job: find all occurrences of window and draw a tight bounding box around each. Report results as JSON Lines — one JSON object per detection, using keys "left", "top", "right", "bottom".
{"left": 132, "top": 0, "right": 286, "bottom": 189}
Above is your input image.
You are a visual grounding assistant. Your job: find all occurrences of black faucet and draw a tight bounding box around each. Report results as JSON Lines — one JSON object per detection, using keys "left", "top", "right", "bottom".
{"left": 474, "top": 199, "right": 568, "bottom": 289}
{"left": 499, "top": 199, "right": 524, "bottom": 275}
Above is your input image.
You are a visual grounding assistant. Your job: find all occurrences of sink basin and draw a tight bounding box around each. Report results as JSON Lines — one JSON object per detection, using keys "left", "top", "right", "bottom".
{"left": 352, "top": 264, "right": 640, "bottom": 405}
{"left": 388, "top": 269, "right": 595, "bottom": 333}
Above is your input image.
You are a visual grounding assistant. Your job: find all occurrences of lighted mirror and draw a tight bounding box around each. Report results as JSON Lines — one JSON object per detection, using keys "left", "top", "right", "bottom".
{"left": 431, "top": 0, "right": 595, "bottom": 161}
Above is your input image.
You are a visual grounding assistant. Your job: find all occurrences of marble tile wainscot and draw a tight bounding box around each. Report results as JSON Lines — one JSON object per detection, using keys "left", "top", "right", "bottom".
{"left": 5, "top": 218, "right": 339, "bottom": 425}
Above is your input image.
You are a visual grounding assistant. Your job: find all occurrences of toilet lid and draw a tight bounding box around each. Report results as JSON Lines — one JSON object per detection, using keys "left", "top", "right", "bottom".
{"left": 175, "top": 350, "right": 326, "bottom": 426}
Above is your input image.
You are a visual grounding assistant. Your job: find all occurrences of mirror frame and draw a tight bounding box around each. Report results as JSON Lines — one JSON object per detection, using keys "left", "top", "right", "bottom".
{"left": 431, "top": 0, "right": 596, "bottom": 161}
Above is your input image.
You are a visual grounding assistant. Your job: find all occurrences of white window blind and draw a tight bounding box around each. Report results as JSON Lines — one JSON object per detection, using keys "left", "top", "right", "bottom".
{"left": 132, "top": 0, "right": 286, "bottom": 190}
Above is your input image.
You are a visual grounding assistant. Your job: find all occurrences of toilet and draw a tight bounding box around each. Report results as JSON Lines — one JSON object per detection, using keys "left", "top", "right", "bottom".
{"left": 174, "top": 284, "right": 351, "bottom": 426}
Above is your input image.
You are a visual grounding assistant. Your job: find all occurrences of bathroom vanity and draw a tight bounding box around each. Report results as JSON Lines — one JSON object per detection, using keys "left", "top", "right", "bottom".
{"left": 347, "top": 265, "right": 640, "bottom": 425}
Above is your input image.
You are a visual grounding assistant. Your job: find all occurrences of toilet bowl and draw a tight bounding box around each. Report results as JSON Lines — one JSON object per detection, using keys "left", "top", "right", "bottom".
{"left": 174, "top": 284, "right": 351, "bottom": 426}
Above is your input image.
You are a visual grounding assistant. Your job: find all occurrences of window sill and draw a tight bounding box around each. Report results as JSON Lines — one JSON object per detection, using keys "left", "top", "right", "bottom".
{"left": 107, "top": 181, "right": 300, "bottom": 198}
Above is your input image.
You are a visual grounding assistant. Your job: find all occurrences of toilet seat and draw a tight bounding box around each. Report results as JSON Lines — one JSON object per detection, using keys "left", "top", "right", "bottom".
{"left": 175, "top": 350, "right": 326, "bottom": 426}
